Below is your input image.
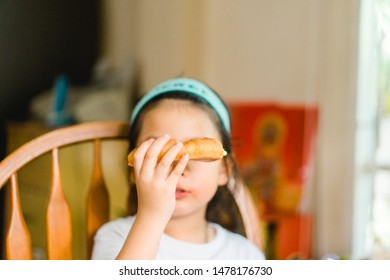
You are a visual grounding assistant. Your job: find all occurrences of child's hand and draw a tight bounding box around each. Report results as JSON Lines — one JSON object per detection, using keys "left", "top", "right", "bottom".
{"left": 132, "top": 134, "right": 189, "bottom": 224}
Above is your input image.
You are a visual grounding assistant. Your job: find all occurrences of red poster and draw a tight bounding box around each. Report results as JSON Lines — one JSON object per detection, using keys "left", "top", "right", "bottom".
{"left": 229, "top": 102, "right": 319, "bottom": 259}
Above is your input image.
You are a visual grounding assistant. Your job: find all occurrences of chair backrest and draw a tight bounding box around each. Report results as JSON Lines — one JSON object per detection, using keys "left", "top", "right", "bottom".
{"left": 0, "top": 121, "right": 262, "bottom": 259}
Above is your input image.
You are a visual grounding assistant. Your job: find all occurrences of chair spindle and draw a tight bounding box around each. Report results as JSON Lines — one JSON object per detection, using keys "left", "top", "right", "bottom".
{"left": 5, "top": 174, "right": 32, "bottom": 260}
{"left": 86, "top": 139, "right": 110, "bottom": 259}
{"left": 46, "top": 148, "right": 72, "bottom": 259}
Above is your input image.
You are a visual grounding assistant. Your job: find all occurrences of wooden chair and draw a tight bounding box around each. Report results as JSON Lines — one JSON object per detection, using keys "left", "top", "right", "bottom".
{"left": 0, "top": 121, "right": 262, "bottom": 259}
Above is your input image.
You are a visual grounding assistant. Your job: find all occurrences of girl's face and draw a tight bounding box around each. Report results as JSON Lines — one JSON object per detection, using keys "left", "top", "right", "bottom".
{"left": 137, "top": 99, "right": 228, "bottom": 219}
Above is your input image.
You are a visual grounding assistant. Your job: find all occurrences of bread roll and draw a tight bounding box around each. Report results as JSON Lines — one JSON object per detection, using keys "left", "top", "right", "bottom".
{"left": 127, "top": 137, "right": 227, "bottom": 166}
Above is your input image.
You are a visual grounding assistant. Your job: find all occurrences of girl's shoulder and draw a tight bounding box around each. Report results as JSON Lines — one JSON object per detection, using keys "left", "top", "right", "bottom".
{"left": 92, "top": 216, "right": 136, "bottom": 260}
{"left": 212, "top": 223, "right": 265, "bottom": 260}
{"left": 96, "top": 215, "right": 135, "bottom": 236}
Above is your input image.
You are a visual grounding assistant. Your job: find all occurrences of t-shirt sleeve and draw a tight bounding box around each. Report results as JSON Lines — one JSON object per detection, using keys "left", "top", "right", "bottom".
{"left": 216, "top": 224, "right": 266, "bottom": 260}
{"left": 91, "top": 218, "right": 131, "bottom": 260}
{"left": 234, "top": 236, "right": 266, "bottom": 260}
{"left": 246, "top": 242, "right": 266, "bottom": 260}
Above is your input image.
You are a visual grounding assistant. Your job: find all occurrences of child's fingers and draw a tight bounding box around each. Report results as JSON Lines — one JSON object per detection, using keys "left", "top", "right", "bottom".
{"left": 138, "top": 134, "right": 171, "bottom": 176}
{"left": 132, "top": 138, "right": 155, "bottom": 175}
{"left": 166, "top": 153, "right": 189, "bottom": 185}
{"left": 154, "top": 141, "right": 183, "bottom": 180}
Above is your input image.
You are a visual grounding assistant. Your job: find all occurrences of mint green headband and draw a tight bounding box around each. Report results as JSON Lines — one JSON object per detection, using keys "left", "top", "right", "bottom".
{"left": 130, "top": 78, "right": 231, "bottom": 132}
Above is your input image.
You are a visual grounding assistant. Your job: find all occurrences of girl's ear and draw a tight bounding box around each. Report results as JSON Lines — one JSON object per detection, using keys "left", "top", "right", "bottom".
{"left": 217, "top": 158, "right": 230, "bottom": 186}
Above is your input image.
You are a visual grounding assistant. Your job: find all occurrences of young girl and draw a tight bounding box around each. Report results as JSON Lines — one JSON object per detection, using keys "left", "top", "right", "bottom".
{"left": 91, "top": 77, "right": 265, "bottom": 260}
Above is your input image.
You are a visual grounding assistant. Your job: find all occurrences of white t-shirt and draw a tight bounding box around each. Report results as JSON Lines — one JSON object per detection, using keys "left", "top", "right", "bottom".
{"left": 91, "top": 216, "right": 265, "bottom": 260}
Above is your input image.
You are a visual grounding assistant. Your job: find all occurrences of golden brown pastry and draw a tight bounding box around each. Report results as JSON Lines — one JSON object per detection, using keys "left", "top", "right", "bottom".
{"left": 127, "top": 137, "right": 227, "bottom": 167}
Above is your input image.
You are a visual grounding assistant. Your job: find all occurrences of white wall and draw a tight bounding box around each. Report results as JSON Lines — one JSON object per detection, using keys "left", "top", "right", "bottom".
{"left": 314, "top": 0, "right": 360, "bottom": 258}
{"left": 101, "top": 0, "right": 361, "bottom": 258}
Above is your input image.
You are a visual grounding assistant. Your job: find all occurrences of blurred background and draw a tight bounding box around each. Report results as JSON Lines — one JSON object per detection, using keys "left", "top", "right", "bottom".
{"left": 1, "top": 0, "right": 390, "bottom": 260}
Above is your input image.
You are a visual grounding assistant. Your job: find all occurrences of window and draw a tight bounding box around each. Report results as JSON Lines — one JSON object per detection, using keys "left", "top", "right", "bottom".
{"left": 354, "top": 0, "right": 390, "bottom": 259}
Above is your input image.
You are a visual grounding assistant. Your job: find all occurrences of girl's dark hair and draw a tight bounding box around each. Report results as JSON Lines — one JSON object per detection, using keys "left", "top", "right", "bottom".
{"left": 127, "top": 91, "right": 246, "bottom": 236}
